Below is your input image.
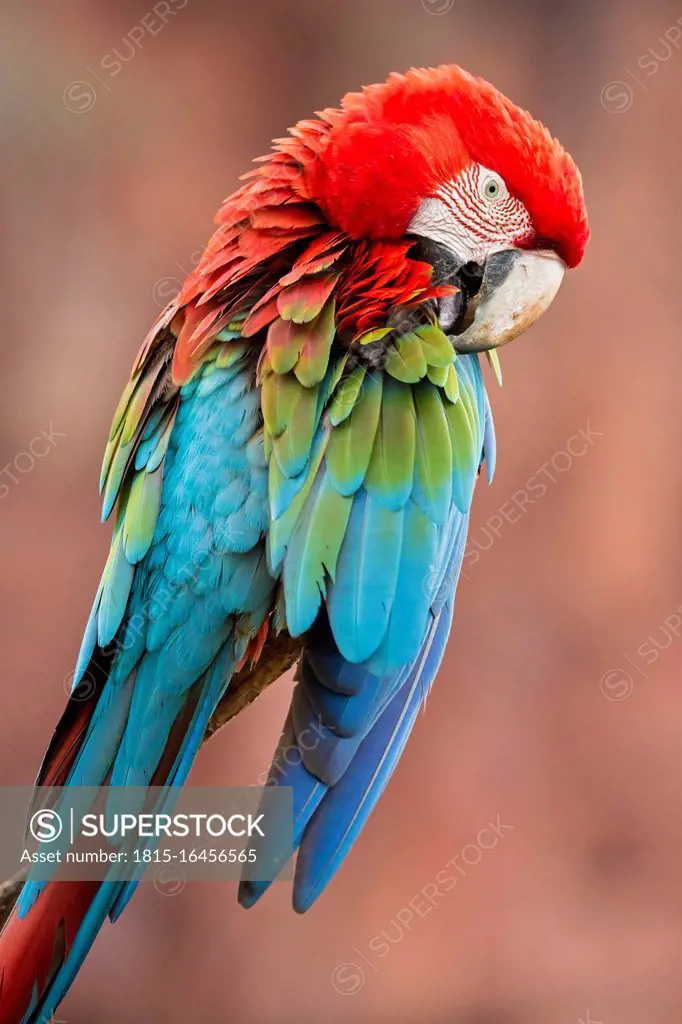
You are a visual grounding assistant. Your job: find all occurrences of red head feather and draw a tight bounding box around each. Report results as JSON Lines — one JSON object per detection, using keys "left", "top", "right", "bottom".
{"left": 308, "top": 65, "right": 589, "bottom": 268}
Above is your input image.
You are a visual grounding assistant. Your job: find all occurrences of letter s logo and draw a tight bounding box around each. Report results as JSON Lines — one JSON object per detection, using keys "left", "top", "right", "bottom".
{"left": 29, "top": 809, "right": 63, "bottom": 843}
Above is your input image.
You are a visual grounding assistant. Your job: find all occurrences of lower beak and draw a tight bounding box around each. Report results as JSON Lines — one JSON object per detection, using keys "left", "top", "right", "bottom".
{"left": 452, "top": 248, "right": 566, "bottom": 353}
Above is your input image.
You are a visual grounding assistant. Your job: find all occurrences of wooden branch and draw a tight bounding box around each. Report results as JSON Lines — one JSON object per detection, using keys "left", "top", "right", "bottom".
{"left": 0, "top": 869, "right": 27, "bottom": 928}
{"left": 204, "top": 631, "right": 300, "bottom": 739}
{"left": 0, "top": 631, "right": 301, "bottom": 931}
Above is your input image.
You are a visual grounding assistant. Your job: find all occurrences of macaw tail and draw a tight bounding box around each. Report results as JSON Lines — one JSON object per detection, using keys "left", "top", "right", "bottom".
{"left": 0, "top": 350, "right": 274, "bottom": 1022}
{"left": 0, "top": 880, "right": 107, "bottom": 1024}
{"left": 0, "top": 646, "right": 232, "bottom": 1024}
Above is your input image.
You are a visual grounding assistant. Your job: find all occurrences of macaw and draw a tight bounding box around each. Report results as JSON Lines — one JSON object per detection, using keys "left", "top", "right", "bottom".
{"left": 0, "top": 63, "right": 588, "bottom": 1022}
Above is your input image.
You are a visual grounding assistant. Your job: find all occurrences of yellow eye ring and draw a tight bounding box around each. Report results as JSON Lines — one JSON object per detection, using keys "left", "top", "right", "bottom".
{"left": 483, "top": 177, "right": 502, "bottom": 200}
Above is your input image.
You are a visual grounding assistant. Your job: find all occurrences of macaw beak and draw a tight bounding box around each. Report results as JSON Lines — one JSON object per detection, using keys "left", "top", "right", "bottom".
{"left": 452, "top": 248, "right": 566, "bottom": 353}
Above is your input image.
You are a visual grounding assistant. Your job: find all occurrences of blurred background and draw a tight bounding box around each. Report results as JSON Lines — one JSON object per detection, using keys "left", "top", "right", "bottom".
{"left": 0, "top": 0, "right": 680, "bottom": 1020}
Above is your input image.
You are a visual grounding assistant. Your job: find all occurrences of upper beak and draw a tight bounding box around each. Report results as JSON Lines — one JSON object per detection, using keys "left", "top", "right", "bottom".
{"left": 452, "top": 248, "right": 566, "bottom": 353}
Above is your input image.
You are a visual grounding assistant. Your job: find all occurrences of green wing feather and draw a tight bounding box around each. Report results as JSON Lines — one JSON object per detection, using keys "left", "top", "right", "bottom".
{"left": 326, "top": 373, "right": 383, "bottom": 495}
{"left": 79, "top": 326, "right": 252, "bottom": 685}
{"left": 364, "top": 376, "right": 416, "bottom": 510}
{"left": 262, "top": 295, "right": 491, "bottom": 668}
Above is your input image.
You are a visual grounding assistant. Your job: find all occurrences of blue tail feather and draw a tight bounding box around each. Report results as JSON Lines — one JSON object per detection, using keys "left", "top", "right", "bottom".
{"left": 293, "top": 596, "right": 454, "bottom": 911}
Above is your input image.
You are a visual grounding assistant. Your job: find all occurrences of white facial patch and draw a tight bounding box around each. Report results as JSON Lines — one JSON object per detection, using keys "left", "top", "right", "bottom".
{"left": 408, "top": 196, "right": 481, "bottom": 263}
{"left": 408, "top": 164, "right": 533, "bottom": 265}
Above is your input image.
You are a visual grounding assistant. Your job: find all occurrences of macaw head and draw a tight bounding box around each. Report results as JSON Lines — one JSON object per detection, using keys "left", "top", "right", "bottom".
{"left": 310, "top": 64, "right": 589, "bottom": 352}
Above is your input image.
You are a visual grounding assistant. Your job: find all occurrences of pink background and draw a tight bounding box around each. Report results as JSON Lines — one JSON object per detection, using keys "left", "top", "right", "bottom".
{"left": 1, "top": 1, "right": 681, "bottom": 1021}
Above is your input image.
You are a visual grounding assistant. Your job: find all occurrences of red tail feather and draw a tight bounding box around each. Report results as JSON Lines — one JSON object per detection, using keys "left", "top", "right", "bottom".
{"left": 0, "top": 881, "right": 100, "bottom": 1024}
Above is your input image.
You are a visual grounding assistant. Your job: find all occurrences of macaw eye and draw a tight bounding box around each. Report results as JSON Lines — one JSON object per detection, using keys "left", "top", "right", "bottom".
{"left": 481, "top": 175, "right": 505, "bottom": 201}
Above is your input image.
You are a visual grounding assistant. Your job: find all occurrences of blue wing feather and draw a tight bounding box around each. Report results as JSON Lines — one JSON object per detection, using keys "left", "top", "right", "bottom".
{"left": 16, "top": 354, "right": 277, "bottom": 1023}
{"left": 241, "top": 353, "right": 491, "bottom": 911}
{"left": 293, "top": 595, "right": 454, "bottom": 912}
{"left": 326, "top": 491, "right": 404, "bottom": 664}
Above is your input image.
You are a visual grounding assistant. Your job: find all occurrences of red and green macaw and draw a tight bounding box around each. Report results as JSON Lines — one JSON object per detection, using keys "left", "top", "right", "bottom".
{"left": 0, "top": 64, "right": 588, "bottom": 1022}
